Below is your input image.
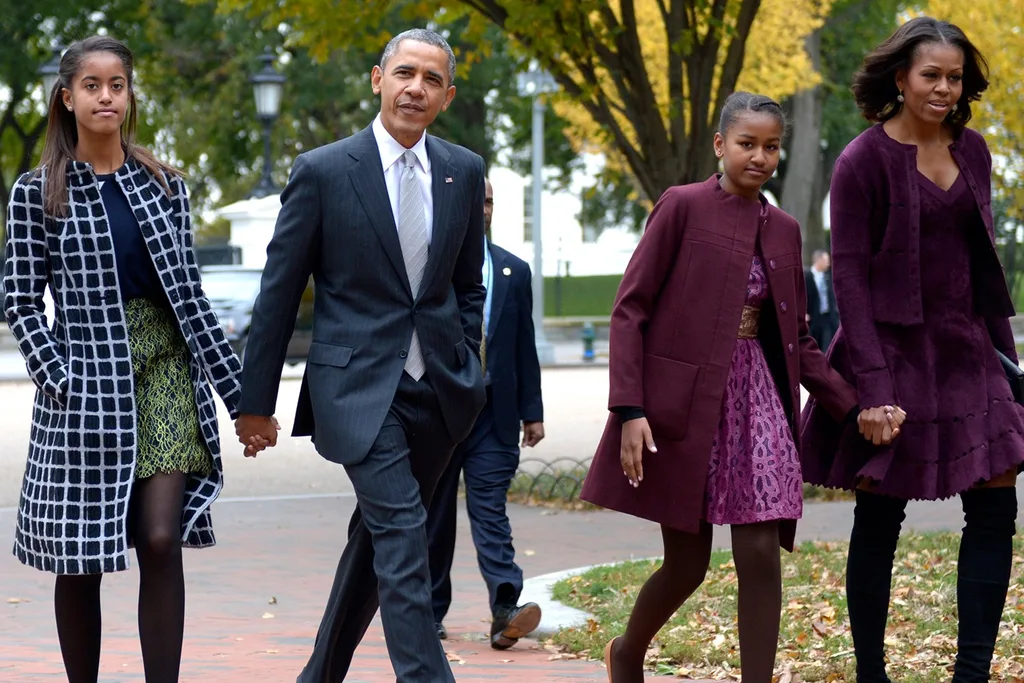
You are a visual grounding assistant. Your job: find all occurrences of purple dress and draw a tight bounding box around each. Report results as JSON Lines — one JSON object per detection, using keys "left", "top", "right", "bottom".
{"left": 704, "top": 255, "right": 802, "bottom": 524}
{"left": 804, "top": 172, "right": 1024, "bottom": 499}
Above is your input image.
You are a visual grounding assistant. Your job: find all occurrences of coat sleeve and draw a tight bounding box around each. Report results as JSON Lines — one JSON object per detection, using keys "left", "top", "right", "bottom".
{"left": 515, "top": 263, "right": 543, "bottom": 423}
{"left": 976, "top": 139, "right": 1019, "bottom": 363}
{"left": 3, "top": 173, "right": 69, "bottom": 404}
{"left": 236, "top": 154, "right": 321, "bottom": 417}
{"left": 607, "top": 187, "right": 688, "bottom": 410}
{"left": 171, "top": 176, "right": 243, "bottom": 416}
{"left": 792, "top": 228, "right": 859, "bottom": 420}
{"left": 829, "top": 155, "right": 896, "bottom": 408}
{"left": 453, "top": 155, "right": 487, "bottom": 353}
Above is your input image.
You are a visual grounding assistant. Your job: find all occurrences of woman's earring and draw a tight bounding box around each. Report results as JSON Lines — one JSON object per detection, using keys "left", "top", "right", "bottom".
{"left": 896, "top": 90, "right": 904, "bottom": 103}
{"left": 951, "top": 103, "right": 958, "bottom": 112}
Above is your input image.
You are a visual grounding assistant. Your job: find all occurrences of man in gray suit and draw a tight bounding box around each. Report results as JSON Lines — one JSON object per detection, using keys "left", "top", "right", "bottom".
{"left": 234, "top": 28, "right": 487, "bottom": 683}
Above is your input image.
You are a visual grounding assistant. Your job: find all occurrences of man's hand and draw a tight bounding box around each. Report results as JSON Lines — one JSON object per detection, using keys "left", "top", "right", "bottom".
{"left": 521, "top": 421, "right": 545, "bottom": 448}
{"left": 235, "top": 414, "right": 281, "bottom": 457}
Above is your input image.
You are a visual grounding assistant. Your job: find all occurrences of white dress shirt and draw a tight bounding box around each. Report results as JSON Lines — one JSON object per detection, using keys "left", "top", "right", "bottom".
{"left": 813, "top": 268, "right": 829, "bottom": 314}
{"left": 372, "top": 114, "right": 434, "bottom": 243}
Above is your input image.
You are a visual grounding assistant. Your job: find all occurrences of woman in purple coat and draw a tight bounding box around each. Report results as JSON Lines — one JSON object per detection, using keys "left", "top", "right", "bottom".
{"left": 801, "top": 17, "right": 1023, "bottom": 682}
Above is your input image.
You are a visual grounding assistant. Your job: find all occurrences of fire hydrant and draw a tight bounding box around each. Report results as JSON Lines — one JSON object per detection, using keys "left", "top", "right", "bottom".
{"left": 581, "top": 322, "right": 596, "bottom": 362}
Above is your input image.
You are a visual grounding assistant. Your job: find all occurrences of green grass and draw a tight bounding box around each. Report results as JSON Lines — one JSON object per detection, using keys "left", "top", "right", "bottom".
{"left": 544, "top": 274, "right": 621, "bottom": 317}
{"left": 550, "top": 532, "right": 1024, "bottom": 681}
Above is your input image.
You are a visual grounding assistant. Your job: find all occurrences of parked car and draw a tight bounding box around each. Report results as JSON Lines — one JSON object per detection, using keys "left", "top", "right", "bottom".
{"left": 199, "top": 265, "right": 313, "bottom": 365}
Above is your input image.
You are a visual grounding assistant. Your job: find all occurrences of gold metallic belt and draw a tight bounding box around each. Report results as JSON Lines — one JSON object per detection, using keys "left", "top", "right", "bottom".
{"left": 737, "top": 305, "right": 760, "bottom": 339}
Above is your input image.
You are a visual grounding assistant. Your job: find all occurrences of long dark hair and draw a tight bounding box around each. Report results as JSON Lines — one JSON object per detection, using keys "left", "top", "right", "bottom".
{"left": 37, "top": 35, "right": 180, "bottom": 216}
{"left": 851, "top": 16, "right": 988, "bottom": 131}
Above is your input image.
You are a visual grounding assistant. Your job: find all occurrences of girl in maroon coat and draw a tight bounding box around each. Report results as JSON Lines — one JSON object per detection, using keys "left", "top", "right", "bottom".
{"left": 801, "top": 17, "right": 1023, "bottom": 683}
{"left": 581, "top": 93, "right": 901, "bottom": 683}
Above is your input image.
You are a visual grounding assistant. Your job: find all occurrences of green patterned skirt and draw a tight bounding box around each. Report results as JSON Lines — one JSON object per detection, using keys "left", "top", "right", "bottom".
{"left": 125, "top": 298, "right": 211, "bottom": 479}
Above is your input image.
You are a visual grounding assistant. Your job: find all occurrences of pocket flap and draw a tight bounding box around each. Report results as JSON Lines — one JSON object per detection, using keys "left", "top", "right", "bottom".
{"left": 308, "top": 342, "right": 353, "bottom": 368}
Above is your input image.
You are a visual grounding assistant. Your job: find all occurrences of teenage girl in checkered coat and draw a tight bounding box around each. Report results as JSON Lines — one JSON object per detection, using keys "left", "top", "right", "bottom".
{"left": 3, "top": 36, "right": 249, "bottom": 682}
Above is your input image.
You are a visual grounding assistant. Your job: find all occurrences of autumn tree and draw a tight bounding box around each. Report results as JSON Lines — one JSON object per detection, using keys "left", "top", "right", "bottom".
{"left": 0, "top": 0, "right": 102, "bottom": 234}
{"left": 209, "top": 0, "right": 834, "bottom": 204}
{"left": 777, "top": 0, "right": 901, "bottom": 254}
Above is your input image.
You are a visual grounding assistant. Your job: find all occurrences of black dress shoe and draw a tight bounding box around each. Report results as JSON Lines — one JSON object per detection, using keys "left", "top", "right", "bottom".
{"left": 490, "top": 602, "right": 542, "bottom": 650}
{"left": 436, "top": 622, "right": 447, "bottom": 640}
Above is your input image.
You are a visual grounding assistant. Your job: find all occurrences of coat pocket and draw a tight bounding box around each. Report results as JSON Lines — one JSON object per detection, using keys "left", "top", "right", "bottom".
{"left": 307, "top": 341, "right": 353, "bottom": 368}
{"left": 643, "top": 353, "right": 700, "bottom": 441}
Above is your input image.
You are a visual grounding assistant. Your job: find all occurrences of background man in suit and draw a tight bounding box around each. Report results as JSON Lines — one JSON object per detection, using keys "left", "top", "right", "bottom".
{"left": 234, "top": 28, "right": 487, "bottom": 683}
{"left": 805, "top": 249, "right": 840, "bottom": 352}
{"left": 426, "top": 178, "right": 545, "bottom": 649}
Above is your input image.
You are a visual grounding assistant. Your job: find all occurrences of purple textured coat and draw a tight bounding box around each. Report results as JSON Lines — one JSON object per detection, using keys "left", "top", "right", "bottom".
{"left": 580, "top": 176, "right": 858, "bottom": 551}
{"left": 801, "top": 124, "right": 1024, "bottom": 498}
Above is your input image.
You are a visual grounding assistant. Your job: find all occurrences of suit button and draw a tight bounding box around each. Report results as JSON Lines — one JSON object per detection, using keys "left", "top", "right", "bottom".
{"left": 770, "top": 259, "right": 777, "bottom": 270}
{"left": 780, "top": 301, "right": 788, "bottom": 312}
{"left": 412, "top": 307, "right": 419, "bottom": 314}
{"left": 788, "top": 343, "right": 795, "bottom": 354}
{"left": 400, "top": 350, "right": 408, "bottom": 358}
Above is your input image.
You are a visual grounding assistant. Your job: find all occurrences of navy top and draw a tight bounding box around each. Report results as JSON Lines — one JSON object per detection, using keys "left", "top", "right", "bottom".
{"left": 96, "top": 171, "right": 163, "bottom": 302}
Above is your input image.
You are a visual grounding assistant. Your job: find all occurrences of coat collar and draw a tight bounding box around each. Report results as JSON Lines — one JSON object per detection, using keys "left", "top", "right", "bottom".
{"left": 486, "top": 242, "right": 511, "bottom": 339}
{"left": 66, "top": 155, "right": 150, "bottom": 189}
{"left": 347, "top": 124, "right": 455, "bottom": 302}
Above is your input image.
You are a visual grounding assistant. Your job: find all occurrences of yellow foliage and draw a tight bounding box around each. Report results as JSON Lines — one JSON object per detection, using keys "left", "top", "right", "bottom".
{"left": 920, "top": 0, "right": 1024, "bottom": 220}
{"left": 554, "top": 0, "right": 831, "bottom": 164}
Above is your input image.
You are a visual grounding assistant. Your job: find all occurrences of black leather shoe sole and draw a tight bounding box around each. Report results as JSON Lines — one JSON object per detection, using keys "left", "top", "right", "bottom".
{"left": 490, "top": 603, "right": 542, "bottom": 650}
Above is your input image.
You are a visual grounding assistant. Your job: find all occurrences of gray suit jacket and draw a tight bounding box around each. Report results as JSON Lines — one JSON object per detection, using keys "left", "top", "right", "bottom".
{"left": 237, "top": 125, "right": 487, "bottom": 464}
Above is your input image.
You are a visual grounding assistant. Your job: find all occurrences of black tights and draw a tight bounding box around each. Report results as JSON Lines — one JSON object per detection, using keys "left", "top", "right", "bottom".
{"left": 55, "top": 472, "right": 188, "bottom": 683}
{"left": 847, "top": 487, "right": 1018, "bottom": 683}
{"left": 608, "top": 521, "right": 783, "bottom": 683}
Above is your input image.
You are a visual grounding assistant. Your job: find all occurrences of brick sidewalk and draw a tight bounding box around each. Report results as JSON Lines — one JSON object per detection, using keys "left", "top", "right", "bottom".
{"left": 2, "top": 489, "right": 1021, "bottom": 682}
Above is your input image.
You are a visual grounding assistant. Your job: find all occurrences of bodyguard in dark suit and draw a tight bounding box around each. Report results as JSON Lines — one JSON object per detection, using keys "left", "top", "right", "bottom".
{"left": 804, "top": 249, "right": 839, "bottom": 352}
{"left": 234, "top": 29, "right": 487, "bottom": 683}
{"left": 426, "top": 179, "right": 545, "bottom": 649}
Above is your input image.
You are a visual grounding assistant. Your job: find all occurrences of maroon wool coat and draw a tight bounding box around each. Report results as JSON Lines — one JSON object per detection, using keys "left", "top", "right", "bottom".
{"left": 580, "top": 175, "right": 859, "bottom": 551}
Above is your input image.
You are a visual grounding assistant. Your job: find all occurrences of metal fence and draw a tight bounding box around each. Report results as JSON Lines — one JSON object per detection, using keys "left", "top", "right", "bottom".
{"left": 508, "top": 456, "right": 592, "bottom": 503}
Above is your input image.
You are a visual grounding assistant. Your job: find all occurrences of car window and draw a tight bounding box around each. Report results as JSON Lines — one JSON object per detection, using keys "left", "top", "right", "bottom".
{"left": 200, "top": 271, "right": 263, "bottom": 302}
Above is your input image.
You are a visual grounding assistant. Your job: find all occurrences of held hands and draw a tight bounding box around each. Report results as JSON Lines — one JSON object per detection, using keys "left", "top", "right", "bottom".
{"left": 521, "top": 421, "right": 545, "bottom": 448}
{"left": 235, "top": 414, "right": 282, "bottom": 457}
{"left": 620, "top": 417, "right": 657, "bottom": 488}
{"left": 857, "top": 405, "right": 907, "bottom": 446}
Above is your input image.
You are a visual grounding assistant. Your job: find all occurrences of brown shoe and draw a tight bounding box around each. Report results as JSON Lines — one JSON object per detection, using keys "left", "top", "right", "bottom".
{"left": 604, "top": 636, "right": 620, "bottom": 682}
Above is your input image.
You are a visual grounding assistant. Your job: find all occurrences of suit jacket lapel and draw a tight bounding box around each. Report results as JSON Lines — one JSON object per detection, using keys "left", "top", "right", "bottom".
{"left": 419, "top": 136, "right": 454, "bottom": 300}
{"left": 347, "top": 127, "right": 412, "bottom": 296}
{"left": 487, "top": 245, "right": 510, "bottom": 340}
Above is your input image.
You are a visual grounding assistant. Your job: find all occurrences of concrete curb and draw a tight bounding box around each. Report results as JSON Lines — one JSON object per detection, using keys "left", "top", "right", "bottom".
{"left": 519, "top": 556, "right": 663, "bottom": 638}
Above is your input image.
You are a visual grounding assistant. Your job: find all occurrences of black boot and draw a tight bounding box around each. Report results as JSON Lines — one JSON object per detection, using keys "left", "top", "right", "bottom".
{"left": 952, "top": 487, "right": 1018, "bottom": 683}
{"left": 846, "top": 490, "right": 908, "bottom": 683}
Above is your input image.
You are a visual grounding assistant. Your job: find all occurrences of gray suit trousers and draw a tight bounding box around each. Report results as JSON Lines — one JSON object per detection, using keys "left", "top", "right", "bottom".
{"left": 298, "top": 373, "right": 457, "bottom": 683}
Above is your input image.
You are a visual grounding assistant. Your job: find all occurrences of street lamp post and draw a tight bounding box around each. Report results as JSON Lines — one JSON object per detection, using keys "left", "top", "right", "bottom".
{"left": 249, "top": 48, "right": 285, "bottom": 199}
{"left": 39, "top": 44, "right": 64, "bottom": 102}
{"left": 516, "top": 66, "right": 558, "bottom": 366}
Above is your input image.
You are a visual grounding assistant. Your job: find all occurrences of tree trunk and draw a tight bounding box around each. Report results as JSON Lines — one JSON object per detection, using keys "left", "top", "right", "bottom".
{"left": 780, "top": 28, "right": 824, "bottom": 263}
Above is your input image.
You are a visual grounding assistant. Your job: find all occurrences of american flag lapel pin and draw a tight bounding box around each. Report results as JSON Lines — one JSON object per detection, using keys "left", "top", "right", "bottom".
{"left": 445, "top": 176, "right": 453, "bottom": 183}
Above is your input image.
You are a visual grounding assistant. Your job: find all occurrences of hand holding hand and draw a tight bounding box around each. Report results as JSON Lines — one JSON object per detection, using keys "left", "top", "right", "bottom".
{"left": 235, "top": 414, "right": 281, "bottom": 457}
{"left": 858, "top": 405, "right": 906, "bottom": 446}
{"left": 521, "top": 421, "right": 545, "bottom": 448}
{"left": 620, "top": 417, "right": 656, "bottom": 488}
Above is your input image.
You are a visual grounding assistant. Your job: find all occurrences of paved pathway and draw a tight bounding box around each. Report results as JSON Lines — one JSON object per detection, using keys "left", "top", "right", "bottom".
{"left": 3, "top": 487, "right": 1021, "bottom": 682}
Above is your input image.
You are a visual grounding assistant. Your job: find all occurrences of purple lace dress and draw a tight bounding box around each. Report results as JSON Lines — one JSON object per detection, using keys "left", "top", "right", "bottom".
{"left": 704, "top": 256, "right": 803, "bottom": 524}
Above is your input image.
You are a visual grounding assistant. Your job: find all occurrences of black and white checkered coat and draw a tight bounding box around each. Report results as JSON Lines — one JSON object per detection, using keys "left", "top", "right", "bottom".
{"left": 3, "top": 158, "right": 242, "bottom": 575}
